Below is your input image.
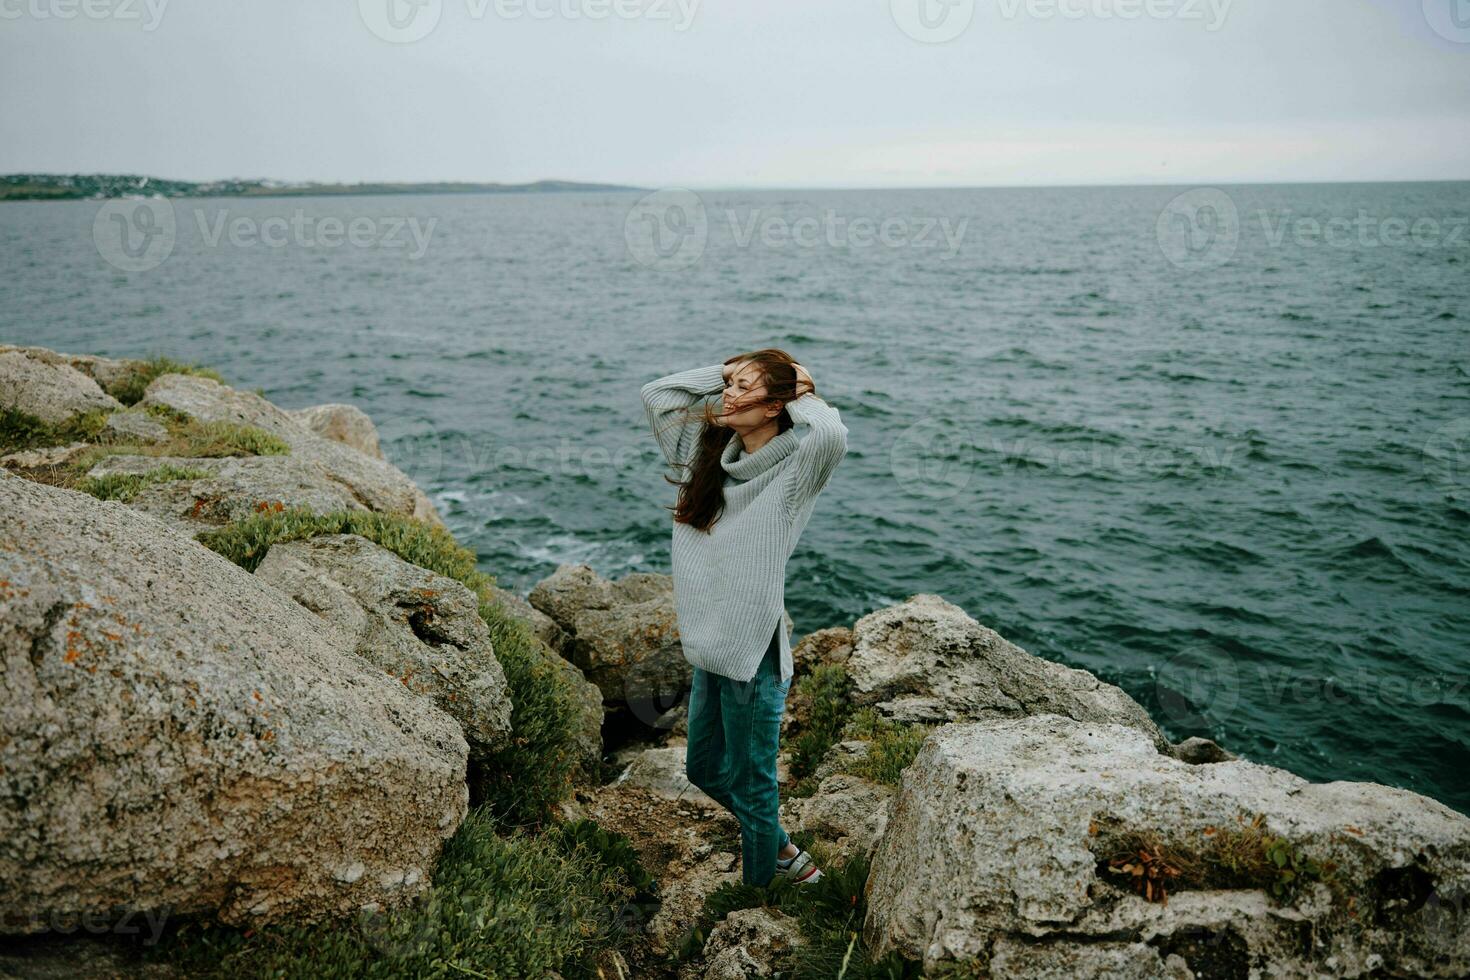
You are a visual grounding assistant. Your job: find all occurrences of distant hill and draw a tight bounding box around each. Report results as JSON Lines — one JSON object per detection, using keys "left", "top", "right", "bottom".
{"left": 0, "top": 173, "right": 644, "bottom": 201}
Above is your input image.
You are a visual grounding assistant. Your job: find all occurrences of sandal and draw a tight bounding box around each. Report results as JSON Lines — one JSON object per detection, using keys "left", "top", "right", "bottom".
{"left": 774, "top": 847, "right": 823, "bottom": 885}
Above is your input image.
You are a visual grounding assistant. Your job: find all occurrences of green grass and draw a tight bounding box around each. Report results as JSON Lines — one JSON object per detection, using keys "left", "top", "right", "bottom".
{"left": 840, "top": 708, "right": 932, "bottom": 788}
{"left": 674, "top": 837, "right": 924, "bottom": 980}
{"left": 104, "top": 355, "right": 226, "bottom": 406}
{"left": 787, "top": 663, "right": 856, "bottom": 797}
{"left": 76, "top": 463, "right": 213, "bottom": 501}
{"left": 149, "top": 808, "right": 648, "bottom": 980}
{"left": 785, "top": 669, "right": 932, "bottom": 797}
{"left": 198, "top": 506, "right": 581, "bottom": 827}
{"left": 0, "top": 405, "right": 110, "bottom": 455}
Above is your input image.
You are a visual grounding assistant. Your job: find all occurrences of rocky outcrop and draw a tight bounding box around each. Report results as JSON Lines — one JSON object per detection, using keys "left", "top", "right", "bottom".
{"left": 83, "top": 454, "right": 369, "bottom": 533}
{"left": 0, "top": 349, "right": 121, "bottom": 424}
{"left": 287, "top": 403, "right": 383, "bottom": 459}
{"left": 528, "top": 563, "right": 690, "bottom": 709}
{"left": 254, "top": 533, "right": 513, "bottom": 757}
{"left": 139, "top": 373, "right": 443, "bottom": 527}
{"left": 862, "top": 714, "right": 1470, "bottom": 977}
{"left": 0, "top": 477, "right": 469, "bottom": 933}
{"left": 846, "top": 594, "right": 1167, "bottom": 748}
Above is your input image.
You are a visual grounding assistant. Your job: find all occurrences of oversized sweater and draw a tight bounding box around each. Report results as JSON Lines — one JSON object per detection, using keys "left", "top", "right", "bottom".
{"left": 641, "top": 362, "right": 849, "bottom": 684}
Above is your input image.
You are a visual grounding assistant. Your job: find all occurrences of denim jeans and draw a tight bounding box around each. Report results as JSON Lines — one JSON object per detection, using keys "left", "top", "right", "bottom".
{"left": 684, "top": 625, "right": 792, "bottom": 887}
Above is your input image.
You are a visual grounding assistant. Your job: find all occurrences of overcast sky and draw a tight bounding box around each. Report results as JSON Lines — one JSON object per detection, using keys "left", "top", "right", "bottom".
{"left": 2, "top": 0, "right": 1468, "bottom": 188}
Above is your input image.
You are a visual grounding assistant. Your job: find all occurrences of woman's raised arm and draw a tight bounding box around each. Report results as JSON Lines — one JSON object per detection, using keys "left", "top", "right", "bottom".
{"left": 640, "top": 362, "right": 729, "bottom": 470}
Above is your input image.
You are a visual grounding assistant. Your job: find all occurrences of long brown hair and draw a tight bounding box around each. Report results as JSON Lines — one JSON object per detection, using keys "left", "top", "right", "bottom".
{"left": 660, "top": 348, "right": 807, "bottom": 533}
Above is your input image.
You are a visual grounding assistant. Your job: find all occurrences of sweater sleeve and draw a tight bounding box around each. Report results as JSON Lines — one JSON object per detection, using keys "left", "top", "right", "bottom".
{"left": 782, "top": 392, "right": 848, "bottom": 517}
{"left": 640, "top": 363, "right": 728, "bottom": 471}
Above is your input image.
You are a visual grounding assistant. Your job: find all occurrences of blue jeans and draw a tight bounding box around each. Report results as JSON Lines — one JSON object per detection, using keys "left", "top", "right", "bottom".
{"left": 684, "top": 626, "right": 792, "bottom": 886}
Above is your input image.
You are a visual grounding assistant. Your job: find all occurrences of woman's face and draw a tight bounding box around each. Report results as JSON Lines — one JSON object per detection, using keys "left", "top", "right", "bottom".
{"left": 718, "top": 362, "right": 778, "bottom": 431}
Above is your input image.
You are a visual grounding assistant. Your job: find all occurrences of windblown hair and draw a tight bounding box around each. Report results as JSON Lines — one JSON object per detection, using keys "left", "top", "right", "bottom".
{"left": 661, "top": 348, "right": 809, "bottom": 533}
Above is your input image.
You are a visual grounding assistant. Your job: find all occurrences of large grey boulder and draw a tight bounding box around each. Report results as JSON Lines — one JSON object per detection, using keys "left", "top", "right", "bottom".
{"left": 287, "top": 403, "right": 383, "bottom": 459}
{"left": 528, "top": 563, "right": 690, "bottom": 709}
{"left": 139, "top": 373, "right": 443, "bottom": 527}
{"left": 0, "top": 478, "right": 468, "bottom": 933}
{"left": 0, "top": 350, "right": 121, "bottom": 425}
{"left": 83, "top": 454, "right": 370, "bottom": 533}
{"left": 846, "top": 594, "right": 1167, "bottom": 748}
{"left": 254, "top": 534, "right": 513, "bottom": 757}
{"left": 862, "top": 714, "right": 1470, "bottom": 977}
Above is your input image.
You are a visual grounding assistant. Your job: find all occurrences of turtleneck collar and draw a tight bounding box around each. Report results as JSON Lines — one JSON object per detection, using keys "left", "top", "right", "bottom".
{"left": 721, "top": 427, "right": 799, "bottom": 480}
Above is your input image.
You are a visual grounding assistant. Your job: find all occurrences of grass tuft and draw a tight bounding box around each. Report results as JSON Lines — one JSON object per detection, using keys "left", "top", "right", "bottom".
{"left": 76, "top": 464, "right": 213, "bottom": 502}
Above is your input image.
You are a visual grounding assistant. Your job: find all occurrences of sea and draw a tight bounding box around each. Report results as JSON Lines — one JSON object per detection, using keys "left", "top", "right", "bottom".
{"left": 1, "top": 182, "right": 1466, "bottom": 814}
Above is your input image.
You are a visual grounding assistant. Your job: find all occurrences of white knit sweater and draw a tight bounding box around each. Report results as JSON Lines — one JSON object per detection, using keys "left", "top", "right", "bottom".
{"left": 641, "top": 362, "right": 849, "bottom": 683}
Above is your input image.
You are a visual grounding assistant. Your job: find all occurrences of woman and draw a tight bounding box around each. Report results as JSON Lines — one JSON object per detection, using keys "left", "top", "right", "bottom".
{"left": 640, "top": 348, "right": 848, "bottom": 888}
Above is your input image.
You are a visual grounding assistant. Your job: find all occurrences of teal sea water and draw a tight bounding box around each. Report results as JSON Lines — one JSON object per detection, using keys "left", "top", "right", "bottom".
{"left": 2, "top": 183, "right": 1466, "bottom": 813}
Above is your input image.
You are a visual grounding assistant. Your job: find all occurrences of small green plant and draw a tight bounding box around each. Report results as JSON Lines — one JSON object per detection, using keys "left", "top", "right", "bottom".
{"left": 105, "top": 355, "right": 226, "bottom": 405}
{"left": 76, "top": 464, "right": 212, "bottom": 501}
{"left": 1099, "top": 815, "right": 1337, "bottom": 909}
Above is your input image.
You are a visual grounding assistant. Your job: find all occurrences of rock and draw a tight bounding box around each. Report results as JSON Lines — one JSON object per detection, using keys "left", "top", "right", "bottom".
{"left": 845, "top": 594, "right": 1166, "bottom": 748}
{"left": 139, "top": 374, "right": 443, "bottom": 527}
{"left": 528, "top": 564, "right": 690, "bottom": 710}
{"left": 987, "top": 938, "right": 1192, "bottom": 980}
{"left": 254, "top": 533, "right": 513, "bottom": 757}
{"left": 792, "top": 626, "right": 854, "bottom": 675}
{"left": 1, "top": 442, "right": 93, "bottom": 471}
{"left": 701, "top": 907, "right": 805, "bottom": 979}
{"left": 0, "top": 345, "right": 136, "bottom": 400}
{"left": 0, "top": 478, "right": 468, "bottom": 933}
{"left": 862, "top": 714, "right": 1470, "bottom": 977}
{"left": 646, "top": 859, "right": 739, "bottom": 957}
{"left": 287, "top": 403, "right": 383, "bottom": 459}
{"left": 812, "top": 739, "right": 871, "bottom": 781}
{"left": 611, "top": 741, "right": 719, "bottom": 810}
{"left": 101, "top": 409, "right": 169, "bottom": 444}
{"left": 780, "top": 771, "right": 894, "bottom": 864}
{"left": 0, "top": 350, "right": 121, "bottom": 425}
{"left": 1170, "top": 736, "right": 1236, "bottom": 765}
{"left": 83, "top": 454, "right": 370, "bottom": 533}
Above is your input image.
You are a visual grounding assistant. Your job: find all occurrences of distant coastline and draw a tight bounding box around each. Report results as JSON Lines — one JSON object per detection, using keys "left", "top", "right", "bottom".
{"left": 0, "top": 173, "right": 645, "bottom": 202}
